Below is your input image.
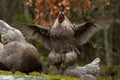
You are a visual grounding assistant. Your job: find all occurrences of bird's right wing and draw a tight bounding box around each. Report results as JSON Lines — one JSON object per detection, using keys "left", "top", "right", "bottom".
{"left": 14, "top": 24, "right": 51, "bottom": 49}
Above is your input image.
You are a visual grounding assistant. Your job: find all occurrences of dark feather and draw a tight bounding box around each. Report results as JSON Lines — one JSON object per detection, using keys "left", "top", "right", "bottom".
{"left": 13, "top": 24, "right": 51, "bottom": 49}
{"left": 74, "top": 17, "right": 113, "bottom": 46}
{"left": 74, "top": 20, "right": 102, "bottom": 46}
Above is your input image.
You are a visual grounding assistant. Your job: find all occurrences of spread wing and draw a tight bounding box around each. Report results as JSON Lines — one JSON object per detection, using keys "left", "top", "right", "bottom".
{"left": 74, "top": 16, "right": 113, "bottom": 46}
{"left": 74, "top": 20, "right": 102, "bottom": 46}
{"left": 13, "top": 24, "right": 51, "bottom": 49}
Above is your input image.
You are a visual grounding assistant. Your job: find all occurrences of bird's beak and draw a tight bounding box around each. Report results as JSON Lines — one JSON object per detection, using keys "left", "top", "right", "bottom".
{"left": 58, "top": 11, "right": 65, "bottom": 23}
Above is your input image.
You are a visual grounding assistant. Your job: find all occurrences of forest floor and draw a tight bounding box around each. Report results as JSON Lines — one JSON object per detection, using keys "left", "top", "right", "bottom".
{"left": 0, "top": 67, "right": 120, "bottom": 80}
{"left": 0, "top": 70, "right": 78, "bottom": 80}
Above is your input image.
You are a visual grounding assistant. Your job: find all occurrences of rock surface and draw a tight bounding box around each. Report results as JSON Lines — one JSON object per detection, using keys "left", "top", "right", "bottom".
{"left": 64, "top": 58, "right": 100, "bottom": 80}
{"left": 0, "top": 75, "right": 48, "bottom": 80}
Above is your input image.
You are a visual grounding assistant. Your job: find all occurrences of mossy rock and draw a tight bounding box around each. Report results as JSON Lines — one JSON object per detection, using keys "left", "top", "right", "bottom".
{"left": 0, "top": 70, "right": 79, "bottom": 80}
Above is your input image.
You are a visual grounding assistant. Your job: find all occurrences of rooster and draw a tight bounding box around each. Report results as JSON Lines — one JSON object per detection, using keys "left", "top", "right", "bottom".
{"left": 15, "top": 11, "right": 101, "bottom": 74}
{"left": 0, "top": 20, "right": 43, "bottom": 74}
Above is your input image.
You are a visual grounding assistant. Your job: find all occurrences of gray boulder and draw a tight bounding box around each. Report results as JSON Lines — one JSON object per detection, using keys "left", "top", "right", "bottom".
{"left": 0, "top": 20, "right": 43, "bottom": 74}
{"left": 64, "top": 58, "right": 100, "bottom": 80}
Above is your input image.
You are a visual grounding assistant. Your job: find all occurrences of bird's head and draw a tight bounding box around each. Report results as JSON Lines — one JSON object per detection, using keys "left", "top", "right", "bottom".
{"left": 58, "top": 11, "right": 65, "bottom": 23}
{"left": 52, "top": 11, "right": 74, "bottom": 30}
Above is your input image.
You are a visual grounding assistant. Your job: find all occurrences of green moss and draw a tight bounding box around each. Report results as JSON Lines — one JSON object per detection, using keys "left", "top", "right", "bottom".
{"left": 48, "top": 75, "right": 78, "bottom": 80}
{"left": 0, "top": 70, "right": 79, "bottom": 80}
{"left": 2, "top": 70, "right": 120, "bottom": 80}
{"left": 0, "top": 70, "right": 12, "bottom": 75}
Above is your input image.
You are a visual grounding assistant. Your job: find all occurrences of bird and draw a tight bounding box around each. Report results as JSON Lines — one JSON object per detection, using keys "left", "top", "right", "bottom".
{"left": 0, "top": 20, "right": 43, "bottom": 74}
{"left": 14, "top": 11, "right": 102, "bottom": 74}
{"left": 63, "top": 58, "right": 100, "bottom": 80}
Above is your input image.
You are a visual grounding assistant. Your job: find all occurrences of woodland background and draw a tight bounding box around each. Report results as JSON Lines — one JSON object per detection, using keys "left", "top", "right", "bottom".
{"left": 0, "top": 0, "right": 120, "bottom": 79}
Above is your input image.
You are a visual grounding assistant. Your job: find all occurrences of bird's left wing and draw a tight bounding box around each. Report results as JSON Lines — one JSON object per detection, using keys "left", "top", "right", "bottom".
{"left": 74, "top": 20, "right": 102, "bottom": 46}
{"left": 14, "top": 24, "right": 51, "bottom": 49}
{"left": 74, "top": 17, "right": 113, "bottom": 46}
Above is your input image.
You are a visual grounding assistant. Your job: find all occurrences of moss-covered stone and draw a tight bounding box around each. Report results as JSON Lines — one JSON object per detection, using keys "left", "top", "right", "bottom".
{"left": 0, "top": 70, "right": 79, "bottom": 80}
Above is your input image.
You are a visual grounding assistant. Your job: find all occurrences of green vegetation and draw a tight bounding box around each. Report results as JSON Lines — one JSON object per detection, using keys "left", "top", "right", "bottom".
{"left": 12, "top": 14, "right": 32, "bottom": 23}
{"left": 0, "top": 70, "right": 79, "bottom": 80}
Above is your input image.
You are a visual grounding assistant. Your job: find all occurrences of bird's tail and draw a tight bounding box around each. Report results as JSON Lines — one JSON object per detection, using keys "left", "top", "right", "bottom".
{"left": 0, "top": 20, "right": 13, "bottom": 34}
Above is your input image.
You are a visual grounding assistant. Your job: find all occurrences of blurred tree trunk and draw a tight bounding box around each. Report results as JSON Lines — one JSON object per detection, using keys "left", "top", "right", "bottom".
{"left": 109, "top": 22, "right": 120, "bottom": 65}
{"left": 104, "top": 25, "right": 112, "bottom": 67}
{"left": 107, "top": 0, "right": 120, "bottom": 65}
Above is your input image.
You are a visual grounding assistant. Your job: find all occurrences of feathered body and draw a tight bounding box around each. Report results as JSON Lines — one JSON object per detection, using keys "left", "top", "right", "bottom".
{"left": 0, "top": 20, "right": 42, "bottom": 74}
{"left": 48, "top": 13, "right": 100, "bottom": 70}
{"left": 50, "top": 16, "right": 75, "bottom": 53}
{"left": 48, "top": 16, "right": 78, "bottom": 69}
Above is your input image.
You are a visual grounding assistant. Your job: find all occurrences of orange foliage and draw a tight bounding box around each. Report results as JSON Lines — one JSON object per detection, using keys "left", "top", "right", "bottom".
{"left": 25, "top": 0, "right": 110, "bottom": 26}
